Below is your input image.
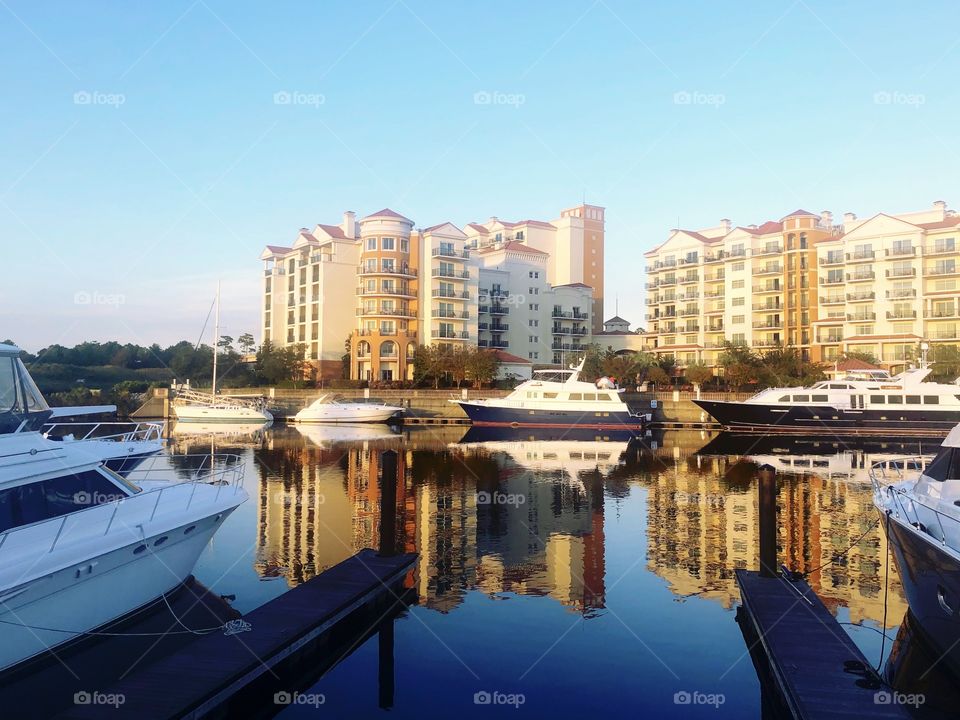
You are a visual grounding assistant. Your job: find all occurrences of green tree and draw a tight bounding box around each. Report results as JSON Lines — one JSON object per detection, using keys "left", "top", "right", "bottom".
{"left": 684, "top": 362, "right": 714, "bottom": 388}
{"left": 465, "top": 348, "right": 501, "bottom": 388}
{"left": 238, "top": 333, "right": 256, "bottom": 355}
{"left": 646, "top": 365, "right": 670, "bottom": 387}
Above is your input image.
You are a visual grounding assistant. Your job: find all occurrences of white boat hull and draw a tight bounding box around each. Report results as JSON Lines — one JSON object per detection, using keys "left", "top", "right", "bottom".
{"left": 0, "top": 513, "right": 233, "bottom": 674}
{"left": 294, "top": 405, "right": 402, "bottom": 424}
{"left": 173, "top": 405, "right": 273, "bottom": 423}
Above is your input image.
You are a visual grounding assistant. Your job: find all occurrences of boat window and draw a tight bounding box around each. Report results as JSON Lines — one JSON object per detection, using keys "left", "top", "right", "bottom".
{"left": 923, "top": 448, "right": 960, "bottom": 482}
{"left": 0, "top": 470, "right": 128, "bottom": 534}
{"left": 543, "top": 392, "right": 557, "bottom": 399}
{"left": 568, "top": 393, "right": 582, "bottom": 401}
{"left": 870, "top": 395, "right": 885, "bottom": 404}
{"left": 887, "top": 395, "right": 903, "bottom": 404}
{"left": 906, "top": 395, "right": 921, "bottom": 405}
{"left": 924, "top": 396, "right": 939, "bottom": 405}
{"left": 778, "top": 395, "right": 790, "bottom": 402}
{"left": 582, "top": 394, "right": 596, "bottom": 401}
{"left": 793, "top": 395, "right": 810, "bottom": 402}
{"left": 597, "top": 394, "right": 612, "bottom": 401}
{"left": 811, "top": 395, "right": 828, "bottom": 402}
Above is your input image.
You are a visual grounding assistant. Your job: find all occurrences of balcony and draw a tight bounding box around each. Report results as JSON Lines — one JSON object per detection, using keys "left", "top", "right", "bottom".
{"left": 679, "top": 275, "right": 699, "bottom": 284}
{"left": 886, "top": 246, "right": 916, "bottom": 257}
{"left": 660, "top": 278, "right": 677, "bottom": 286}
{"left": 431, "top": 247, "right": 470, "bottom": 259}
{"left": 645, "top": 281, "right": 659, "bottom": 290}
{"left": 552, "top": 310, "right": 573, "bottom": 319}
{"left": 356, "top": 308, "right": 415, "bottom": 318}
{"left": 753, "top": 339, "right": 782, "bottom": 348}
{"left": 753, "top": 302, "right": 783, "bottom": 312}
{"left": 431, "top": 268, "right": 470, "bottom": 279}
{"left": 817, "top": 336, "right": 844, "bottom": 344}
{"left": 847, "top": 312, "right": 877, "bottom": 321}
{"left": 931, "top": 330, "right": 960, "bottom": 340}
{"left": 927, "top": 309, "right": 957, "bottom": 319}
{"left": 677, "top": 292, "right": 699, "bottom": 301}
{"left": 819, "top": 277, "right": 843, "bottom": 285}
{"left": 703, "top": 272, "right": 725, "bottom": 282}
{"left": 488, "top": 323, "right": 509, "bottom": 333}
{"left": 433, "top": 308, "right": 470, "bottom": 319}
{"left": 435, "top": 329, "right": 470, "bottom": 340}
{"left": 489, "top": 339, "right": 509, "bottom": 348}
{"left": 552, "top": 326, "right": 588, "bottom": 335}
{"left": 927, "top": 265, "right": 960, "bottom": 276}
{"left": 752, "top": 320, "right": 783, "bottom": 329}
{"left": 755, "top": 245, "right": 784, "bottom": 256}
{"left": 846, "top": 291, "right": 875, "bottom": 302}
{"left": 359, "top": 266, "right": 417, "bottom": 278}
{"left": 886, "top": 268, "right": 916, "bottom": 278}
{"left": 819, "top": 256, "right": 844, "bottom": 266}
{"left": 432, "top": 289, "right": 470, "bottom": 299}
{"left": 753, "top": 284, "right": 782, "bottom": 294}
{"left": 573, "top": 311, "right": 589, "bottom": 320}
{"left": 846, "top": 250, "right": 875, "bottom": 262}
{"left": 846, "top": 272, "right": 875, "bottom": 282}
{"left": 551, "top": 342, "right": 583, "bottom": 351}
{"left": 357, "top": 286, "right": 416, "bottom": 298}
{"left": 887, "top": 289, "right": 916, "bottom": 299}
{"left": 679, "top": 307, "right": 699, "bottom": 317}
{"left": 925, "top": 245, "right": 957, "bottom": 256}
{"left": 886, "top": 311, "right": 917, "bottom": 320}
{"left": 488, "top": 305, "right": 509, "bottom": 315}
{"left": 754, "top": 264, "right": 783, "bottom": 276}
{"left": 703, "top": 252, "right": 725, "bottom": 264}
{"left": 704, "top": 306, "right": 725, "bottom": 314}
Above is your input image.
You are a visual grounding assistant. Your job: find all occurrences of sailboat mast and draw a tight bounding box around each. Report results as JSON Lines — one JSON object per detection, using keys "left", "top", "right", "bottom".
{"left": 212, "top": 281, "right": 220, "bottom": 397}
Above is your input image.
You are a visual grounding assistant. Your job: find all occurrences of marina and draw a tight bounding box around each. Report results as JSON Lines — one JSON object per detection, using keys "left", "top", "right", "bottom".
{"left": 4, "top": 422, "right": 958, "bottom": 718}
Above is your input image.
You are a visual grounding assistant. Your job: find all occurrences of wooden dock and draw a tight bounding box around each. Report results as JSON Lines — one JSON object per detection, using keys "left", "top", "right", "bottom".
{"left": 60, "top": 549, "right": 416, "bottom": 720}
{"left": 735, "top": 569, "right": 910, "bottom": 720}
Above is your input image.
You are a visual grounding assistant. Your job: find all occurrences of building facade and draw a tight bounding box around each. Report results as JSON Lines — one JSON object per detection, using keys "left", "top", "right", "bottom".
{"left": 643, "top": 201, "right": 960, "bottom": 373}
{"left": 261, "top": 204, "right": 600, "bottom": 381}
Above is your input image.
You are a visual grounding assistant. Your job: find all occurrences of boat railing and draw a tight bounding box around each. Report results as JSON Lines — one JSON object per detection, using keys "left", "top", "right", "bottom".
{"left": 869, "top": 456, "right": 960, "bottom": 547}
{"left": 43, "top": 421, "right": 164, "bottom": 444}
{"left": 174, "top": 388, "right": 266, "bottom": 410}
{"left": 0, "top": 454, "right": 245, "bottom": 560}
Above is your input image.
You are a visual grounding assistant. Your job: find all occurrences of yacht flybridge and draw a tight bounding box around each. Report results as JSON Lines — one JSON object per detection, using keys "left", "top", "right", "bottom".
{"left": 695, "top": 358, "right": 960, "bottom": 434}
{"left": 452, "top": 357, "right": 649, "bottom": 430}
{"left": 0, "top": 344, "right": 248, "bottom": 674}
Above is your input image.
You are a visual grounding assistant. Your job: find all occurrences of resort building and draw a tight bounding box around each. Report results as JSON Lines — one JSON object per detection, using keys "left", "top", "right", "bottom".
{"left": 594, "top": 315, "right": 646, "bottom": 355}
{"left": 643, "top": 200, "right": 960, "bottom": 373}
{"left": 261, "top": 204, "right": 600, "bottom": 381}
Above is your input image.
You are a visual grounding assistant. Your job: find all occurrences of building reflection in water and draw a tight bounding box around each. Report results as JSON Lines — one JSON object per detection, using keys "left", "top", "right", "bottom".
{"left": 249, "top": 426, "right": 909, "bottom": 628}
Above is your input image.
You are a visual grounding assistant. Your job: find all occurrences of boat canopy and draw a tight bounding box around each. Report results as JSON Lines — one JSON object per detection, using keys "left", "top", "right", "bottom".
{"left": 0, "top": 344, "right": 52, "bottom": 433}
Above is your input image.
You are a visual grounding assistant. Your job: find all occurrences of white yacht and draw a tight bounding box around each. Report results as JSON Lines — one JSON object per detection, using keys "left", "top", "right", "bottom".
{"left": 0, "top": 349, "right": 247, "bottom": 674}
{"left": 696, "top": 354, "right": 960, "bottom": 434}
{"left": 293, "top": 395, "right": 403, "bottom": 424}
{"left": 871, "top": 427, "right": 960, "bottom": 677}
{"left": 452, "top": 357, "right": 648, "bottom": 430}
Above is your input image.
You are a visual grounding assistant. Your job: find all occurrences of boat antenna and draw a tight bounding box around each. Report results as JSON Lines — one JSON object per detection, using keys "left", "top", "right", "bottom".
{"left": 919, "top": 341, "right": 929, "bottom": 370}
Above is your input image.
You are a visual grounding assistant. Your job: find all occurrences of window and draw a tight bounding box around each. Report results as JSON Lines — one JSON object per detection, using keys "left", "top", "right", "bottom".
{"left": 732, "top": 315, "right": 744, "bottom": 324}
{"left": 582, "top": 394, "right": 596, "bottom": 401}
{"left": 543, "top": 392, "right": 557, "bottom": 399}
{"left": 568, "top": 393, "right": 583, "bottom": 400}
{"left": 732, "top": 262, "right": 745, "bottom": 272}
{"left": 732, "top": 279, "right": 744, "bottom": 289}
{"left": 887, "top": 395, "right": 903, "bottom": 404}
{"left": 400, "top": 238, "right": 409, "bottom": 253}
{"left": 0, "top": 471, "right": 128, "bottom": 533}
{"left": 597, "top": 394, "right": 612, "bottom": 401}
{"left": 366, "top": 238, "right": 377, "bottom": 251}
{"left": 812, "top": 395, "right": 828, "bottom": 402}
{"left": 870, "top": 395, "right": 885, "bottom": 404}
{"left": 906, "top": 395, "right": 921, "bottom": 405}
{"left": 381, "top": 237, "right": 395, "bottom": 251}
{"left": 779, "top": 395, "right": 790, "bottom": 402}
{"left": 924, "top": 396, "right": 939, "bottom": 405}
{"left": 793, "top": 395, "right": 810, "bottom": 402}
{"left": 732, "top": 333, "right": 746, "bottom": 345}
{"left": 732, "top": 297, "right": 744, "bottom": 307}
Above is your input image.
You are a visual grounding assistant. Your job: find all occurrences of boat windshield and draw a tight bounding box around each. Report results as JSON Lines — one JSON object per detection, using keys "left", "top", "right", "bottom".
{"left": 0, "top": 353, "right": 52, "bottom": 433}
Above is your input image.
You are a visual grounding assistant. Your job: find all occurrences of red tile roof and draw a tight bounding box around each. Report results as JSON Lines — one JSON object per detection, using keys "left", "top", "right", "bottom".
{"left": 480, "top": 241, "right": 548, "bottom": 256}
{"left": 742, "top": 220, "right": 784, "bottom": 234}
{"left": 263, "top": 245, "right": 292, "bottom": 255}
{"left": 297, "top": 231, "right": 318, "bottom": 243}
{"left": 917, "top": 216, "right": 960, "bottom": 230}
{"left": 553, "top": 282, "right": 592, "bottom": 289}
{"left": 362, "top": 208, "right": 413, "bottom": 223}
{"left": 491, "top": 349, "right": 532, "bottom": 364}
{"left": 314, "top": 223, "right": 347, "bottom": 239}
{"left": 832, "top": 357, "right": 882, "bottom": 371}
{"left": 466, "top": 223, "right": 489, "bottom": 234}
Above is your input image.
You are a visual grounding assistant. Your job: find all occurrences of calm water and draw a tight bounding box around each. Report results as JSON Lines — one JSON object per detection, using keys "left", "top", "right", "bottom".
{"left": 11, "top": 425, "right": 960, "bottom": 718}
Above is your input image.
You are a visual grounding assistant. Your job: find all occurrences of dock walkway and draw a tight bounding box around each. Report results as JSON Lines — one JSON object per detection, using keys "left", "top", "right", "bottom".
{"left": 60, "top": 549, "right": 416, "bottom": 720}
{"left": 736, "top": 569, "right": 909, "bottom": 720}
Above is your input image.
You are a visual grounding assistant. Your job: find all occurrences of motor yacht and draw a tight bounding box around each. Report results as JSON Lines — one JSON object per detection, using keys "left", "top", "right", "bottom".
{"left": 293, "top": 395, "right": 403, "bottom": 424}
{"left": 695, "top": 354, "right": 960, "bottom": 434}
{"left": 452, "top": 357, "right": 648, "bottom": 430}
{"left": 0, "top": 347, "right": 247, "bottom": 674}
{"left": 872, "top": 426, "right": 960, "bottom": 677}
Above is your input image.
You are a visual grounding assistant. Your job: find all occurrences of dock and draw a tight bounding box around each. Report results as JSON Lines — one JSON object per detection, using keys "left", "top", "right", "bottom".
{"left": 735, "top": 569, "right": 910, "bottom": 720}
{"left": 60, "top": 549, "right": 416, "bottom": 720}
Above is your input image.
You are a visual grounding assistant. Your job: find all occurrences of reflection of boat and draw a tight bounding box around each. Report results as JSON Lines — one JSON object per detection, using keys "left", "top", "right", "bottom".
{"left": 697, "top": 432, "right": 940, "bottom": 459}
{"left": 872, "top": 426, "right": 960, "bottom": 677}
{"left": 293, "top": 395, "right": 403, "bottom": 424}
{"left": 0, "top": 349, "right": 248, "bottom": 674}
{"left": 745, "top": 451, "right": 934, "bottom": 483}
{"left": 882, "top": 610, "right": 960, "bottom": 713}
{"left": 294, "top": 423, "right": 400, "bottom": 447}
{"left": 460, "top": 425, "right": 640, "bottom": 445}
{"left": 41, "top": 421, "right": 165, "bottom": 475}
{"left": 452, "top": 357, "right": 648, "bottom": 430}
{"left": 695, "top": 353, "right": 960, "bottom": 434}
{"left": 455, "top": 434, "right": 630, "bottom": 477}
{"left": 171, "top": 420, "right": 271, "bottom": 437}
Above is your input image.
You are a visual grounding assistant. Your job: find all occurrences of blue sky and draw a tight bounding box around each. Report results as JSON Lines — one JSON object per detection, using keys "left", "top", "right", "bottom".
{"left": 2, "top": 0, "right": 958, "bottom": 351}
